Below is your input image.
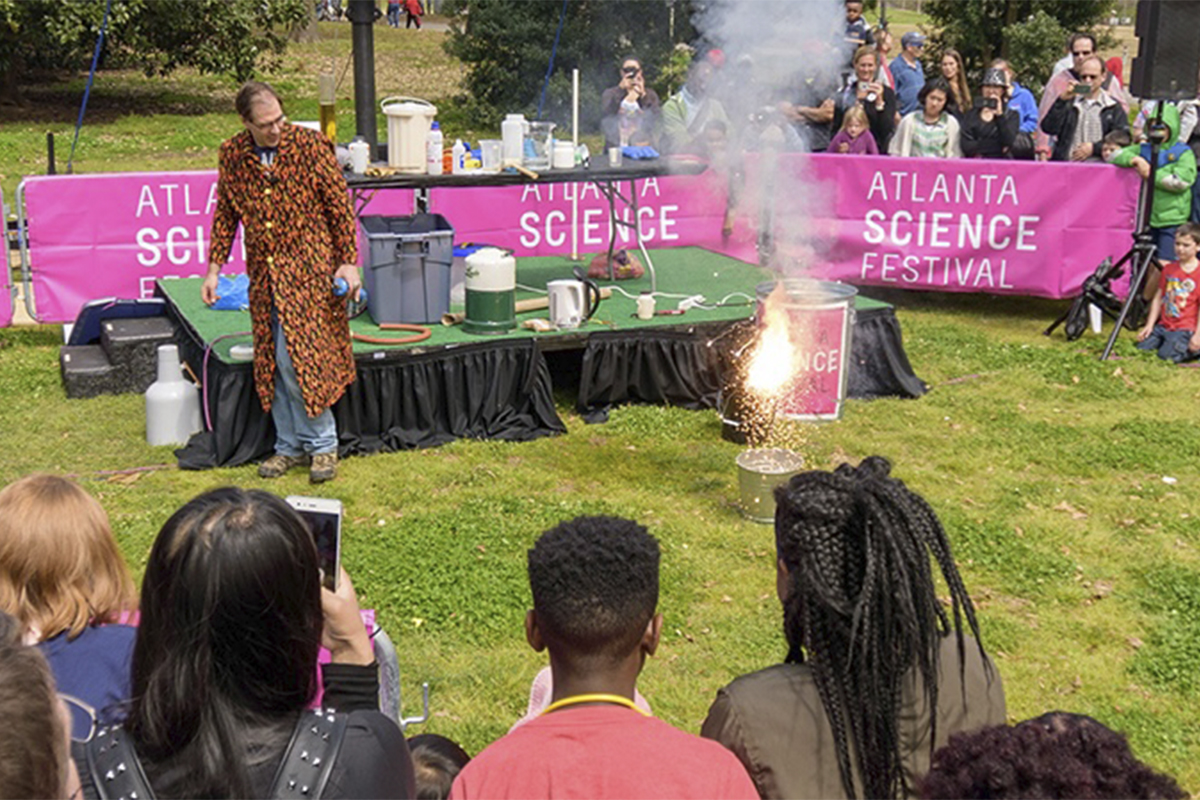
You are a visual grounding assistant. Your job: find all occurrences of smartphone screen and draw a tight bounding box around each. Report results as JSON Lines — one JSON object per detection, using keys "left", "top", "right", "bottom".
{"left": 1073, "top": 84, "right": 1092, "bottom": 95}
{"left": 286, "top": 496, "right": 342, "bottom": 592}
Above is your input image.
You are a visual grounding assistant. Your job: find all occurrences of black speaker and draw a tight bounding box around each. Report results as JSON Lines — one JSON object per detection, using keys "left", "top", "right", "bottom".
{"left": 1129, "top": 0, "right": 1200, "bottom": 99}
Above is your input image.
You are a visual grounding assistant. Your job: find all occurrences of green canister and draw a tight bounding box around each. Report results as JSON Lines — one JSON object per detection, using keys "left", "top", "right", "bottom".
{"left": 463, "top": 247, "right": 516, "bottom": 334}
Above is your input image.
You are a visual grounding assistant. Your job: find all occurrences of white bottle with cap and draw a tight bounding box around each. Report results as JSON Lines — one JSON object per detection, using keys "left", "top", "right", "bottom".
{"left": 451, "top": 139, "right": 466, "bottom": 174}
{"left": 501, "top": 113, "right": 526, "bottom": 166}
{"left": 426, "top": 121, "right": 444, "bottom": 175}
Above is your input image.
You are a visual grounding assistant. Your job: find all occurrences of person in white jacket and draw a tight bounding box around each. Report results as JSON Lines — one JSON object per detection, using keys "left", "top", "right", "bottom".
{"left": 889, "top": 78, "right": 963, "bottom": 158}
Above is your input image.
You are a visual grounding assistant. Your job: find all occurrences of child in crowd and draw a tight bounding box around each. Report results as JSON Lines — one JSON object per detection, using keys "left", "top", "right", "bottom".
{"left": 1137, "top": 222, "right": 1200, "bottom": 362}
{"left": 829, "top": 105, "right": 879, "bottom": 154}
{"left": 409, "top": 734, "right": 471, "bottom": 800}
{"left": 450, "top": 516, "right": 757, "bottom": 799}
{"left": 1101, "top": 129, "right": 1133, "bottom": 163}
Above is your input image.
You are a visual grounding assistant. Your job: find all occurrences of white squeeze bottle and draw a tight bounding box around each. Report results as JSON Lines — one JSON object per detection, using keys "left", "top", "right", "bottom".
{"left": 426, "top": 121, "right": 444, "bottom": 175}
{"left": 501, "top": 113, "right": 526, "bottom": 166}
{"left": 451, "top": 138, "right": 466, "bottom": 174}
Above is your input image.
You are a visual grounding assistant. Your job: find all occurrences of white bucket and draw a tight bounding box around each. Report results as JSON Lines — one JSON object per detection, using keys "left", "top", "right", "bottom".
{"left": 381, "top": 97, "right": 438, "bottom": 172}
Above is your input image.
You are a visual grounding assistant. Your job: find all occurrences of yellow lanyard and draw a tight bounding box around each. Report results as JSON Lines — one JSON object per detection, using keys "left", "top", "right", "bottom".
{"left": 541, "top": 693, "right": 651, "bottom": 717}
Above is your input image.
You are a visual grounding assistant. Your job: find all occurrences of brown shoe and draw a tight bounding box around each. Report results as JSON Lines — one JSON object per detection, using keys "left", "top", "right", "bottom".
{"left": 258, "top": 453, "right": 309, "bottom": 479}
{"left": 310, "top": 452, "right": 338, "bottom": 484}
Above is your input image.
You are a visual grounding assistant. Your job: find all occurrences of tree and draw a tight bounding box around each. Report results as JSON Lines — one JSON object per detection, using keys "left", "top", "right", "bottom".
{"left": 442, "top": 0, "right": 697, "bottom": 131}
{"left": 922, "top": 0, "right": 1112, "bottom": 95}
{"left": 0, "top": 0, "right": 311, "bottom": 104}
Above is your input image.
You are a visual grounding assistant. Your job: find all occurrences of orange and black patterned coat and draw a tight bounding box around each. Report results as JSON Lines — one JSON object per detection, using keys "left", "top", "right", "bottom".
{"left": 209, "top": 125, "right": 358, "bottom": 417}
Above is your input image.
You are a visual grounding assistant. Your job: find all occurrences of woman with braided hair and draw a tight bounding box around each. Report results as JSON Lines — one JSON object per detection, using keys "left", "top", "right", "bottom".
{"left": 701, "top": 457, "right": 1006, "bottom": 799}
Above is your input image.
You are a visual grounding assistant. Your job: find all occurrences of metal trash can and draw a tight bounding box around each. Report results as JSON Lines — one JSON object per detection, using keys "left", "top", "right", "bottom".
{"left": 360, "top": 214, "right": 454, "bottom": 325}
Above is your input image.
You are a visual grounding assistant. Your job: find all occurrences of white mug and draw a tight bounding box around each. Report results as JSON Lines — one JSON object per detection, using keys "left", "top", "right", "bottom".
{"left": 547, "top": 279, "right": 599, "bottom": 329}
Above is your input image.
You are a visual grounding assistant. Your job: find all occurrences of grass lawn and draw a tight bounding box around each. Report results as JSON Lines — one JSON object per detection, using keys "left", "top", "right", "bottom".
{"left": 2, "top": 18, "right": 1197, "bottom": 794}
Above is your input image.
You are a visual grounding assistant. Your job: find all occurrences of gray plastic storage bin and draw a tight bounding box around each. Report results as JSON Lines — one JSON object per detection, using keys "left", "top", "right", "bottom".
{"left": 360, "top": 214, "right": 455, "bottom": 325}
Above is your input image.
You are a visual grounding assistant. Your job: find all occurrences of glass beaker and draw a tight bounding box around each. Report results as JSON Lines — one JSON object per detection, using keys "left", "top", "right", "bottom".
{"left": 525, "top": 121, "right": 556, "bottom": 170}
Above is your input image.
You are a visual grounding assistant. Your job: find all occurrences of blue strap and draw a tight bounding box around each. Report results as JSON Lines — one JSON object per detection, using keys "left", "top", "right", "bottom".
{"left": 536, "top": 0, "right": 569, "bottom": 120}
{"left": 66, "top": 0, "right": 114, "bottom": 174}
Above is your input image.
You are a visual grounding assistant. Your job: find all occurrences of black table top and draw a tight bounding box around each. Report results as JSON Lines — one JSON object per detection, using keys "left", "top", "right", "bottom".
{"left": 344, "top": 157, "right": 707, "bottom": 191}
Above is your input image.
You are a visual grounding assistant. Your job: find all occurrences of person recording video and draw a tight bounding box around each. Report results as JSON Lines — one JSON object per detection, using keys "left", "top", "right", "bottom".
{"left": 600, "top": 57, "right": 661, "bottom": 149}
{"left": 961, "top": 68, "right": 1020, "bottom": 159}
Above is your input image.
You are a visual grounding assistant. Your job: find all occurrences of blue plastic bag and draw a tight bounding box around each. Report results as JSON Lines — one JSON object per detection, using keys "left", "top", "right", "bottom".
{"left": 621, "top": 145, "right": 660, "bottom": 160}
{"left": 211, "top": 274, "right": 250, "bottom": 311}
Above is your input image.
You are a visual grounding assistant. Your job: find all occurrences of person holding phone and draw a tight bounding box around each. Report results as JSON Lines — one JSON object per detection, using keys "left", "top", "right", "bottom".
{"left": 833, "top": 45, "right": 897, "bottom": 152}
{"left": 961, "top": 68, "right": 1020, "bottom": 159}
{"left": 600, "top": 57, "right": 661, "bottom": 149}
{"left": 1041, "top": 55, "right": 1128, "bottom": 162}
{"left": 76, "top": 487, "right": 416, "bottom": 798}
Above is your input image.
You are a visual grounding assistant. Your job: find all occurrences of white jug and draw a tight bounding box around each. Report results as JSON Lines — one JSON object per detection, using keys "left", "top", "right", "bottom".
{"left": 547, "top": 278, "right": 600, "bottom": 330}
{"left": 145, "top": 344, "right": 202, "bottom": 446}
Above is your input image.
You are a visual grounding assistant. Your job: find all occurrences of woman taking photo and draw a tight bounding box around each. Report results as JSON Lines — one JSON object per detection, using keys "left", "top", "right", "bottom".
{"left": 834, "top": 46, "right": 897, "bottom": 152}
{"left": 890, "top": 79, "right": 962, "bottom": 158}
{"left": 78, "top": 487, "right": 415, "bottom": 799}
{"left": 702, "top": 457, "right": 1005, "bottom": 799}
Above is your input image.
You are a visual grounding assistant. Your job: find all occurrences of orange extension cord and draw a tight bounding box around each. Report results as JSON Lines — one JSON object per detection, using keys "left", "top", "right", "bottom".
{"left": 350, "top": 322, "right": 432, "bottom": 345}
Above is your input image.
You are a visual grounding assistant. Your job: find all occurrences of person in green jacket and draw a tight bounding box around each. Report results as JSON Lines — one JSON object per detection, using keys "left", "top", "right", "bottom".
{"left": 661, "top": 51, "right": 729, "bottom": 156}
{"left": 1111, "top": 101, "right": 1197, "bottom": 262}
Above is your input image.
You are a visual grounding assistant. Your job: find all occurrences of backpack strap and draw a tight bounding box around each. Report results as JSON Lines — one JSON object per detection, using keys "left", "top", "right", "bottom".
{"left": 85, "top": 724, "right": 156, "bottom": 800}
{"left": 269, "top": 707, "right": 349, "bottom": 799}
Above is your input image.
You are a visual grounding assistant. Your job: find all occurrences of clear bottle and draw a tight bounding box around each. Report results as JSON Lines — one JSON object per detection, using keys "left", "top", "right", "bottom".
{"left": 426, "top": 121, "right": 444, "bottom": 175}
{"left": 318, "top": 72, "right": 336, "bottom": 143}
{"left": 451, "top": 138, "right": 466, "bottom": 174}
{"left": 501, "top": 113, "right": 526, "bottom": 166}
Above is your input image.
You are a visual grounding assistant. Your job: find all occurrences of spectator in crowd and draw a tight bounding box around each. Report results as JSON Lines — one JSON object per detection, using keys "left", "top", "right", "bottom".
{"left": 662, "top": 51, "right": 729, "bottom": 155}
{"left": 961, "top": 68, "right": 1020, "bottom": 159}
{"left": 1101, "top": 128, "right": 1133, "bottom": 162}
{"left": 829, "top": 105, "right": 879, "bottom": 155}
{"left": 873, "top": 26, "right": 895, "bottom": 89}
{"left": 991, "top": 58, "right": 1038, "bottom": 133}
{"left": 404, "top": 0, "right": 422, "bottom": 29}
{"left": 700, "top": 455, "right": 1003, "bottom": 800}
{"left": 833, "top": 45, "right": 897, "bottom": 151}
{"left": 701, "top": 457, "right": 1005, "bottom": 800}
{"left": 76, "top": 487, "right": 415, "bottom": 798}
{"left": 450, "top": 516, "right": 757, "bottom": 799}
{"left": 386, "top": 0, "right": 400, "bottom": 27}
{"left": 1041, "top": 55, "right": 1128, "bottom": 162}
{"left": 939, "top": 48, "right": 971, "bottom": 119}
{"left": 0, "top": 611, "right": 80, "bottom": 800}
{"left": 890, "top": 79, "right": 962, "bottom": 158}
{"left": 1136, "top": 222, "right": 1200, "bottom": 362}
{"left": 920, "top": 712, "right": 1187, "bottom": 799}
{"left": 842, "top": 0, "right": 873, "bottom": 67}
{"left": 890, "top": 31, "right": 927, "bottom": 116}
{"left": 409, "top": 734, "right": 471, "bottom": 800}
{"left": 779, "top": 65, "right": 838, "bottom": 153}
{"left": 1037, "top": 33, "right": 1128, "bottom": 157}
{"left": 600, "top": 56, "right": 661, "bottom": 149}
{"left": 0, "top": 474, "right": 137, "bottom": 740}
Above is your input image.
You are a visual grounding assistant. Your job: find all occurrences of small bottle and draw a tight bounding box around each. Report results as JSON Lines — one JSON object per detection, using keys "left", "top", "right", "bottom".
{"left": 426, "top": 122, "right": 444, "bottom": 176}
{"left": 452, "top": 139, "right": 466, "bottom": 174}
{"left": 636, "top": 292, "right": 656, "bottom": 320}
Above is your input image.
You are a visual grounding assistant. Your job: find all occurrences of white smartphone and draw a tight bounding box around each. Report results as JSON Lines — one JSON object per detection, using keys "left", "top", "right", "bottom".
{"left": 286, "top": 496, "right": 342, "bottom": 592}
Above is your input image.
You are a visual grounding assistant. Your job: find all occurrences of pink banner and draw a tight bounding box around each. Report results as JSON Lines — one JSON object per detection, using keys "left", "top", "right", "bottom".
{"left": 714, "top": 154, "right": 1141, "bottom": 298}
{"left": 1, "top": 187, "right": 12, "bottom": 328}
{"left": 21, "top": 155, "right": 1140, "bottom": 323}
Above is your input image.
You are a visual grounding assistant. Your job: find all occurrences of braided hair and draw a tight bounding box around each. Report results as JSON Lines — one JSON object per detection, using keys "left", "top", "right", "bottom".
{"left": 773, "top": 456, "right": 986, "bottom": 799}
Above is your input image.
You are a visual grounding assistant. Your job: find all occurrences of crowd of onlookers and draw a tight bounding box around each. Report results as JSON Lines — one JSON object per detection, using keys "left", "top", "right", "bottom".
{"left": 0, "top": 463, "right": 1189, "bottom": 799}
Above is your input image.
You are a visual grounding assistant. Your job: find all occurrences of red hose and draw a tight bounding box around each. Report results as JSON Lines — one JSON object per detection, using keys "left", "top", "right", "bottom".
{"left": 351, "top": 323, "right": 433, "bottom": 345}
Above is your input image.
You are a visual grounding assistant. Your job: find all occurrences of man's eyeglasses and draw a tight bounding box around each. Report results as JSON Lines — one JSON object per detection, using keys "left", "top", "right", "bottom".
{"left": 1072, "top": 50, "right": 1093, "bottom": 57}
{"left": 249, "top": 113, "right": 287, "bottom": 132}
{"left": 60, "top": 693, "right": 98, "bottom": 744}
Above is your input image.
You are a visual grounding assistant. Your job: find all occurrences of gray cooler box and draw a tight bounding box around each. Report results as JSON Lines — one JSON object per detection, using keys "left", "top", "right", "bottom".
{"left": 360, "top": 214, "right": 454, "bottom": 325}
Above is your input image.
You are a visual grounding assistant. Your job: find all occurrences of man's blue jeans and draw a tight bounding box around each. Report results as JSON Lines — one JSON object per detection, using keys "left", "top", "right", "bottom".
{"left": 271, "top": 315, "right": 337, "bottom": 456}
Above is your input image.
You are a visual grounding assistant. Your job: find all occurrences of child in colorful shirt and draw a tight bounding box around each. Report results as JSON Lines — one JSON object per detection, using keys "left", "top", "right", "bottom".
{"left": 1137, "top": 222, "right": 1200, "bottom": 362}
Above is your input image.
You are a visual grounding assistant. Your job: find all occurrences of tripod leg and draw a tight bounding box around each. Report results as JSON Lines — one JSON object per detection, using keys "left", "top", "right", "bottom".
{"left": 1101, "top": 247, "right": 1158, "bottom": 360}
{"left": 1044, "top": 308, "right": 1072, "bottom": 336}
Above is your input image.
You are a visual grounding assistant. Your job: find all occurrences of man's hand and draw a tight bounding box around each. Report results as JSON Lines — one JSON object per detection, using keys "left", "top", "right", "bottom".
{"left": 321, "top": 566, "right": 374, "bottom": 666}
{"left": 1189, "top": 331, "right": 1200, "bottom": 352}
{"left": 1070, "top": 142, "right": 1094, "bottom": 161}
{"left": 1061, "top": 80, "right": 1079, "bottom": 101}
{"left": 1132, "top": 156, "right": 1151, "bottom": 179}
{"left": 333, "top": 263, "right": 362, "bottom": 302}
{"left": 201, "top": 269, "right": 221, "bottom": 306}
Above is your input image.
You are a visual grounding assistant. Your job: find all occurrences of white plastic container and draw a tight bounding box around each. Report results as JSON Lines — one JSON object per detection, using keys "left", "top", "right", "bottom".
{"left": 451, "top": 139, "right": 466, "bottom": 174}
{"left": 501, "top": 113, "right": 526, "bottom": 166}
{"left": 145, "top": 344, "right": 201, "bottom": 446}
{"left": 552, "top": 140, "right": 575, "bottom": 169}
{"left": 381, "top": 96, "right": 437, "bottom": 173}
{"left": 348, "top": 138, "right": 370, "bottom": 174}
{"left": 426, "top": 121, "right": 444, "bottom": 175}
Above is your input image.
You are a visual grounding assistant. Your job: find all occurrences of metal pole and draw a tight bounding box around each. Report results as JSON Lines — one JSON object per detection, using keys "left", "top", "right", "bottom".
{"left": 347, "top": 0, "right": 378, "bottom": 156}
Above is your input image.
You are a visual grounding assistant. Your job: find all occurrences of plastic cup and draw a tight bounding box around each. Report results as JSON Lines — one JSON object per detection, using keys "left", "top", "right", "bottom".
{"left": 480, "top": 140, "right": 502, "bottom": 172}
{"left": 608, "top": 146, "right": 623, "bottom": 167}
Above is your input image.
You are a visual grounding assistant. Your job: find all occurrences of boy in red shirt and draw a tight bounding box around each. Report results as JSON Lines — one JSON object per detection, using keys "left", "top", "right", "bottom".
{"left": 1137, "top": 222, "right": 1200, "bottom": 362}
{"left": 450, "top": 516, "right": 757, "bottom": 800}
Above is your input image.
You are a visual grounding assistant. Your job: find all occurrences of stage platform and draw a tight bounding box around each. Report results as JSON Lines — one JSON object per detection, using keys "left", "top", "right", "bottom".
{"left": 160, "top": 248, "right": 925, "bottom": 469}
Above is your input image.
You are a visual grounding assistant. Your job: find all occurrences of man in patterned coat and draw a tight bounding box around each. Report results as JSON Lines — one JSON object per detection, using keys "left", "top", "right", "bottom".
{"left": 203, "top": 82, "right": 361, "bottom": 483}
